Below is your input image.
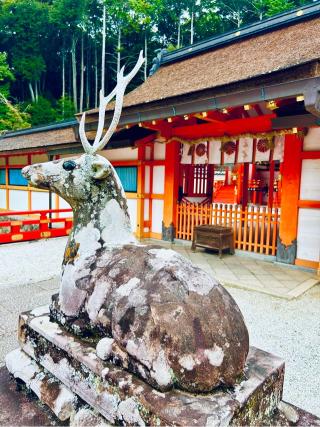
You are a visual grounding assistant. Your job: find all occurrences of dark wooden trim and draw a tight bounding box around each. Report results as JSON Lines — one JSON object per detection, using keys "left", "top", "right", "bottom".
{"left": 98, "top": 77, "right": 320, "bottom": 128}
{"left": 271, "top": 114, "right": 318, "bottom": 129}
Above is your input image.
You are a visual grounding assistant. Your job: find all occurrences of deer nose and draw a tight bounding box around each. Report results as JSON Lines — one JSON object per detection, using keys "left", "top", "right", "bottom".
{"left": 22, "top": 165, "right": 31, "bottom": 179}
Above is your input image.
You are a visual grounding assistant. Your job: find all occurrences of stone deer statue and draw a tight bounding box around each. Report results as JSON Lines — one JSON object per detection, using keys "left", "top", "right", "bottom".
{"left": 22, "top": 52, "right": 249, "bottom": 393}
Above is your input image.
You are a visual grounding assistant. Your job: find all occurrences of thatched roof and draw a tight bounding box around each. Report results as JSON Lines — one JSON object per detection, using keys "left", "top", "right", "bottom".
{"left": 121, "top": 18, "right": 320, "bottom": 109}
{"left": 83, "top": 11, "right": 320, "bottom": 118}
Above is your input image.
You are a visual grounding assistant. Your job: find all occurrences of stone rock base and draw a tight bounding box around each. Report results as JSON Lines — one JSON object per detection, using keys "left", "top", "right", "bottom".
{"left": 6, "top": 305, "right": 287, "bottom": 426}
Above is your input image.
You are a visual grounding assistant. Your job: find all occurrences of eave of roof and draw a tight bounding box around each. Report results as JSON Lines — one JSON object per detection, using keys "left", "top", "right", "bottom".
{"left": 161, "top": 2, "right": 320, "bottom": 65}
{"left": 0, "top": 119, "right": 77, "bottom": 140}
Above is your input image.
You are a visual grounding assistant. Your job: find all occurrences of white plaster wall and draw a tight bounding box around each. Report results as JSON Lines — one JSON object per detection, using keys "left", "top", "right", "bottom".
{"left": 126, "top": 198, "right": 137, "bottom": 232}
{"left": 0, "top": 189, "right": 6, "bottom": 209}
{"left": 154, "top": 143, "right": 166, "bottom": 160}
{"left": 151, "top": 199, "right": 164, "bottom": 234}
{"left": 303, "top": 128, "right": 320, "bottom": 151}
{"left": 144, "top": 199, "right": 149, "bottom": 221}
{"left": 300, "top": 159, "right": 320, "bottom": 201}
{"left": 144, "top": 166, "right": 150, "bottom": 193}
{"left": 58, "top": 196, "right": 72, "bottom": 217}
{"left": 9, "top": 190, "right": 28, "bottom": 211}
{"left": 31, "top": 191, "right": 49, "bottom": 210}
{"left": 145, "top": 146, "right": 152, "bottom": 160}
{"left": 101, "top": 147, "right": 138, "bottom": 161}
{"left": 297, "top": 208, "right": 320, "bottom": 262}
{"left": 152, "top": 166, "right": 165, "bottom": 194}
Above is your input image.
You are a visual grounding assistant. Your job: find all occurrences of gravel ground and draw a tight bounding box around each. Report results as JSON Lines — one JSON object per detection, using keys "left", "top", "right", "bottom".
{"left": 0, "top": 238, "right": 319, "bottom": 417}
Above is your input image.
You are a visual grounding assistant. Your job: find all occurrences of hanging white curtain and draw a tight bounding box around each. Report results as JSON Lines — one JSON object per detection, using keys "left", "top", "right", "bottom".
{"left": 238, "top": 137, "right": 253, "bottom": 163}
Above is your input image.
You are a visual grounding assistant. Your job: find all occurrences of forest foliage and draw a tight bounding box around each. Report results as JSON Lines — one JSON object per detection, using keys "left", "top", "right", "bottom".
{"left": 0, "top": 0, "right": 313, "bottom": 131}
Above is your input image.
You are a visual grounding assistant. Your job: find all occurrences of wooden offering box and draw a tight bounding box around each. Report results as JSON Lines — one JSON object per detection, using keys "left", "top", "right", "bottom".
{"left": 191, "top": 224, "right": 235, "bottom": 258}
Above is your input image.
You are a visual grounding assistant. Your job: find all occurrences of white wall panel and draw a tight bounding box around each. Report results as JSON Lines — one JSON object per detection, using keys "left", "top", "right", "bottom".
{"left": 0, "top": 189, "right": 6, "bottom": 209}
{"left": 58, "top": 197, "right": 72, "bottom": 217}
{"left": 303, "top": 128, "right": 320, "bottom": 151}
{"left": 152, "top": 166, "right": 165, "bottom": 194}
{"left": 101, "top": 147, "right": 138, "bottom": 161}
{"left": 154, "top": 143, "right": 166, "bottom": 160}
{"left": 151, "top": 199, "right": 164, "bottom": 234}
{"left": 31, "top": 191, "right": 49, "bottom": 210}
{"left": 127, "top": 198, "right": 137, "bottom": 232}
{"left": 300, "top": 159, "right": 320, "bottom": 201}
{"left": 144, "top": 165, "right": 150, "bottom": 193}
{"left": 145, "top": 146, "right": 152, "bottom": 160}
{"left": 9, "top": 190, "right": 28, "bottom": 211}
{"left": 297, "top": 208, "right": 320, "bottom": 262}
{"left": 144, "top": 199, "right": 149, "bottom": 221}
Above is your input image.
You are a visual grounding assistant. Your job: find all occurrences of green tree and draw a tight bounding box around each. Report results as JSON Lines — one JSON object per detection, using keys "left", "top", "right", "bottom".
{"left": 265, "top": 0, "right": 295, "bottom": 17}
{"left": 55, "top": 96, "right": 75, "bottom": 121}
{"left": 26, "top": 96, "right": 57, "bottom": 126}
{"left": 0, "top": 52, "right": 30, "bottom": 132}
{"left": 0, "top": 0, "right": 49, "bottom": 102}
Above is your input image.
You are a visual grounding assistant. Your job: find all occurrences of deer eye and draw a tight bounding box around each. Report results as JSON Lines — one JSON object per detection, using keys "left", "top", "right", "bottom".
{"left": 63, "top": 160, "right": 77, "bottom": 171}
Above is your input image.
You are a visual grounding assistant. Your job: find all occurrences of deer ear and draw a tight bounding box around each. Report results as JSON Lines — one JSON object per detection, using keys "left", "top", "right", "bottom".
{"left": 91, "top": 160, "right": 110, "bottom": 180}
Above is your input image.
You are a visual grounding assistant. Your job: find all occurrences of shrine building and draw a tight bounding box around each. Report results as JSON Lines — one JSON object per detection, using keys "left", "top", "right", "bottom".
{"left": 0, "top": 3, "right": 320, "bottom": 271}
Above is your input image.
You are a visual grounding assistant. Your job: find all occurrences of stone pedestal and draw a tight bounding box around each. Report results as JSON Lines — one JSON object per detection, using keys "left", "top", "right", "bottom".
{"left": 6, "top": 305, "right": 286, "bottom": 426}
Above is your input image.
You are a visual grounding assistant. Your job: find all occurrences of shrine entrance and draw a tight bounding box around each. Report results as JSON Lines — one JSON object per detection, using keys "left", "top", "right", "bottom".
{"left": 176, "top": 136, "right": 284, "bottom": 256}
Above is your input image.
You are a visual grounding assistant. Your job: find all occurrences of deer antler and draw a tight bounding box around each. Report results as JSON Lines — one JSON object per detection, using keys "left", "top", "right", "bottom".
{"left": 79, "top": 51, "right": 145, "bottom": 155}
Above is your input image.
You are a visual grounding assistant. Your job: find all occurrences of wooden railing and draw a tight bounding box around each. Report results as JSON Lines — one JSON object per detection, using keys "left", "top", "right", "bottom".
{"left": 0, "top": 209, "right": 73, "bottom": 244}
{"left": 176, "top": 203, "right": 280, "bottom": 256}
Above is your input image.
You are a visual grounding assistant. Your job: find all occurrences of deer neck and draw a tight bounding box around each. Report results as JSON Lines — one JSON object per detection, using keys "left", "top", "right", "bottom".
{"left": 63, "top": 184, "right": 136, "bottom": 267}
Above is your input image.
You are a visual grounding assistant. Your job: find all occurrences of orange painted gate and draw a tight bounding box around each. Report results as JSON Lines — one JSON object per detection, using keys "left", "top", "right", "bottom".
{"left": 176, "top": 203, "right": 280, "bottom": 256}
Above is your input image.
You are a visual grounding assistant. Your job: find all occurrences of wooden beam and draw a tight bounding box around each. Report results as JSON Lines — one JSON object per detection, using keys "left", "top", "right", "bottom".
{"left": 172, "top": 114, "right": 275, "bottom": 139}
{"left": 304, "top": 86, "right": 320, "bottom": 117}
{"left": 271, "top": 113, "right": 317, "bottom": 129}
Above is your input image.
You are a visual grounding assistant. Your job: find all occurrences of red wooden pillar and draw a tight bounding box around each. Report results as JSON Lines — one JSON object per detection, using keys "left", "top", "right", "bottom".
{"left": 276, "top": 134, "right": 302, "bottom": 264}
{"left": 268, "top": 160, "right": 275, "bottom": 208}
{"left": 136, "top": 145, "right": 145, "bottom": 239}
{"left": 241, "top": 163, "right": 249, "bottom": 208}
{"left": 162, "top": 140, "right": 180, "bottom": 241}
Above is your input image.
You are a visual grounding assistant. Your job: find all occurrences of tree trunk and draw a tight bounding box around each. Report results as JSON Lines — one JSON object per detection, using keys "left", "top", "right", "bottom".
{"left": 71, "top": 36, "right": 78, "bottom": 112}
{"left": 62, "top": 50, "right": 65, "bottom": 118}
{"left": 177, "top": 20, "right": 181, "bottom": 48}
{"left": 28, "top": 82, "right": 35, "bottom": 102}
{"left": 35, "top": 80, "right": 38, "bottom": 102}
{"left": 86, "top": 39, "right": 90, "bottom": 110}
{"left": 144, "top": 33, "right": 147, "bottom": 81}
{"left": 80, "top": 34, "right": 84, "bottom": 113}
{"left": 190, "top": 11, "right": 194, "bottom": 44}
{"left": 101, "top": 5, "right": 106, "bottom": 93}
{"left": 117, "top": 27, "right": 121, "bottom": 74}
{"left": 94, "top": 45, "right": 98, "bottom": 108}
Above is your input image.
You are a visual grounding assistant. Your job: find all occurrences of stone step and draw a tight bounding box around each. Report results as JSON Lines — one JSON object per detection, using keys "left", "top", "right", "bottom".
{"left": 6, "top": 348, "right": 77, "bottom": 422}
{"left": 15, "top": 305, "right": 285, "bottom": 426}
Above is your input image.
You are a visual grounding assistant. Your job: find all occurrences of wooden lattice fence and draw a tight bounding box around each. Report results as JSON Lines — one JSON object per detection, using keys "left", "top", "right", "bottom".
{"left": 176, "top": 203, "right": 280, "bottom": 256}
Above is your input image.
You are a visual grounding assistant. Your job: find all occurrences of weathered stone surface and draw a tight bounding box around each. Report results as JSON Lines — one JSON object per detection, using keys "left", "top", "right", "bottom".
{"left": 51, "top": 243, "right": 249, "bottom": 393}
{"left": 16, "top": 306, "right": 284, "bottom": 426}
{"left": 0, "top": 366, "right": 64, "bottom": 426}
{"left": 6, "top": 348, "right": 78, "bottom": 421}
{"left": 70, "top": 408, "right": 111, "bottom": 427}
{"left": 23, "top": 153, "right": 249, "bottom": 393}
